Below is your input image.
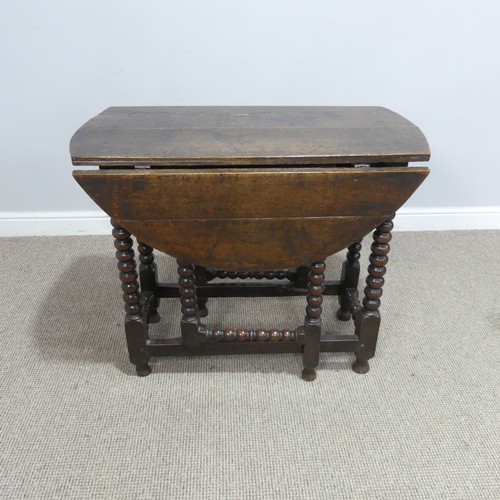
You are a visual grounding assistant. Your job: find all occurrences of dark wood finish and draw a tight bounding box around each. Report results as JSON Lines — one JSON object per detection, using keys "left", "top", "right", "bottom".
{"left": 302, "top": 262, "right": 325, "bottom": 381}
{"left": 70, "top": 106, "right": 430, "bottom": 166}
{"left": 73, "top": 167, "right": 428, "bottom": 219}
{"left": 291, "top": 265, "right": 310, "bottom": 288}
{"left": 353, "top": 215, "right": 394, "bottom": 374}
{"left": 346, "top": 290, "right": 362, "bottom": 316}
{"left": 137, "top": 241, "right": 160, "bottom": 323}
{"left": 156, "top": 281, "right": 341, "bottom": 298}
{"left": 177, "top": 261, "right": 206, "bottom": 346}
{"left": 194, "top": 265, "right": 209, "bottom": 318}
{"left": 147, "top": 334, "right": 358, "bottom": 356}
{"left": 73, "top": 167, "right": 428, "bottom": 270}
{"left": 206, "top": 269, "right": 290, "bottom": 280}
{"left": 111, "top": 220, "right": 150, "bottom": 376}
{"left": 337, "top": 242, "right": 362, "bottom": 321}
{"left": 118, "top": 216, "right": 388, "bottom": 271}
{"left": 72, "top": 106, "right": 430, "bottom": 379}
{"left": 205, "top": 327, "right": 298, "bottom": 342}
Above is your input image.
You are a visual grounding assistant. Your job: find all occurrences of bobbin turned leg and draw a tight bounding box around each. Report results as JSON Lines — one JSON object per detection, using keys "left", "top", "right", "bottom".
{"left": 337, "top": 242, "right": 362, "bottom": 321}
{"left": 353, "top": 215, "right": 394, "bottom": 374}
{"left": 178, "top": 261, "right": 207, "bottom": 346}
{"left": 112, "top": 220, "right": 151, "bottom": 376}
{"left": 302, "top": 261, "right": 325, "bottom": 381}
{"left": 137, "top": 241, "right": 160, "bottom": 323}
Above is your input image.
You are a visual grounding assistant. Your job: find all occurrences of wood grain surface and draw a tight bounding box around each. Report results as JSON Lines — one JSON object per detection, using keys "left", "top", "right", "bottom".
{"left": 70, "top": 106, "right": 430, "bottom": 166}
{"left": 74, "top": 167, "right": 429, "bottom": 269}
{"left": 73, "top": 167, "right": 428, "bottom": 219}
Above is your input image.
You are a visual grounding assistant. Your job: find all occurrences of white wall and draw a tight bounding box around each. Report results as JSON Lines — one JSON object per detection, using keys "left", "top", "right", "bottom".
{"left": 1, "top": 0, "right": 499, "bottom": 234}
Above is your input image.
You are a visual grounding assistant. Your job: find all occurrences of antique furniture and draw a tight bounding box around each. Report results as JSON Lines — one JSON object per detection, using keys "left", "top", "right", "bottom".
{"left": 71, "top": 106, "right": 430, "bottom": 380}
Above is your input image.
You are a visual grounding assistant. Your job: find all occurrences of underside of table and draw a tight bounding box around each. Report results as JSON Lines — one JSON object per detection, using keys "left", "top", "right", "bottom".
{"left": 110, "top": 216, "right": 394, "bottom": 381}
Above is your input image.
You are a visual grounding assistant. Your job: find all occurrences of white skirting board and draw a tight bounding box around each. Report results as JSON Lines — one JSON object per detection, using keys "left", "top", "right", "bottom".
{"left": 0, "top": 207, "right": 499, "bottom": 237}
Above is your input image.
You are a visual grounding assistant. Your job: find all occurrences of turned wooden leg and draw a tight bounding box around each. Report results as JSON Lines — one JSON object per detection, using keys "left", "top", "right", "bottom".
{"left": 337, "top": 242, "right": 362, "bottom": 321}
{"left": 302, "top": 261, "right": 325, "bottom": 381}
{"left": 112, "top": 220, "right": 151, "bottom": 376}
{"left": 353, "top": 215, "right": 394, "bottom": 374}
{"left": 194, "top": 265, "right": 209, "bottom": 318}
{"left": 137, "top": 241, "right": 160, "bottom": 324}
{"left": 178, "top": 260, "right": 206, "bottom": 346}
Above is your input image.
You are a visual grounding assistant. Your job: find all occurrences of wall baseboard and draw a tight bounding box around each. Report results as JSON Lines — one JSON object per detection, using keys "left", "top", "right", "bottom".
{"left": 393, "top": 206, "right": 500, "bottom": 231}
{"left": 0, "top": 207, "right": 499, "bottom": 237}
{"left": 0, "top": 211, "right": 111, "bottom": 237}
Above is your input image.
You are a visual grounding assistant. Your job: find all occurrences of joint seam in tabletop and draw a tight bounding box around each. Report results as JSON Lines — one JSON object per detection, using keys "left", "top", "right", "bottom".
{"left": 119, "top": 215, "right": 395, "bottom": 222}
{"left": 71, "top": 155, "right": 430, "bottom": 166}
{"left": 73, "top": 125, "right": 421, "bottom": 130}
{"left": 72, "top": 166, "right": 430, "bottom": 174}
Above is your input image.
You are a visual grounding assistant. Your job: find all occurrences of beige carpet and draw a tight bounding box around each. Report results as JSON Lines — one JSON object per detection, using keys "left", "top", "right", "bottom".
{"left": 1, "top": 231, "right": 499, "bottom": 499}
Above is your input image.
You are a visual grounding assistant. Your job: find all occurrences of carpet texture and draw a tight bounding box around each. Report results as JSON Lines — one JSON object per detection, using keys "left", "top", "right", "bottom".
{"left": 1, "top": 231, "right": 499, "bottom": 499}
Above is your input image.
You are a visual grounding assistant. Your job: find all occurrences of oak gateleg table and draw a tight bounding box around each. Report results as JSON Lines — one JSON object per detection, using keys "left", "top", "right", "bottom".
{"left": 71, "top": 106, "right": 430, "bottom": 381}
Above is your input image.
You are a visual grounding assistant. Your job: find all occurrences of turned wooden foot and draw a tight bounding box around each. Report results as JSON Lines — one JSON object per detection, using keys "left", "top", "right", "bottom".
{"left": 302, "top": 367, "right": 317, "bottom": 382}
{"left": 136, "top": 363, "right": 152, "bottom": 377}
{"left": 148, "top": 311, "right": 161, "bottom": 324}
{"left": 352, "top": 359, "right": 370, "bottom": 374}
{"left": 336, "top": 308, "right": 352, "bottom": 321}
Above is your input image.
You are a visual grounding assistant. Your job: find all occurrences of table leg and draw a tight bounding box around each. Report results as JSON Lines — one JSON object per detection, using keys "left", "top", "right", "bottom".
{"left": 138, "top": 241, "right": 160, "bottom": 323}
{"left": 194, "top": 265, "right": 209, "bottom": 317}
{"left": 337, "top": 242, "right": 362, "bottom": 321}
{"left": 302, "top": 261, "right": 325, "bottom": 381}
{"left": 111, "top": 220, "right": 151, "bottom": 376}
{"left": 178, "top": 261, "right": 206, "bottom": 346}
{"left": 353, "top": 215, "right": 394, "bottom": 374}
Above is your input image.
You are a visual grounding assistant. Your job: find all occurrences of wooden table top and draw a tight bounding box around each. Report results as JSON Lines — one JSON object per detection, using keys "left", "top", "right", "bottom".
{"left": 70, "top": 106, "right": 430, "bottom": 167}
